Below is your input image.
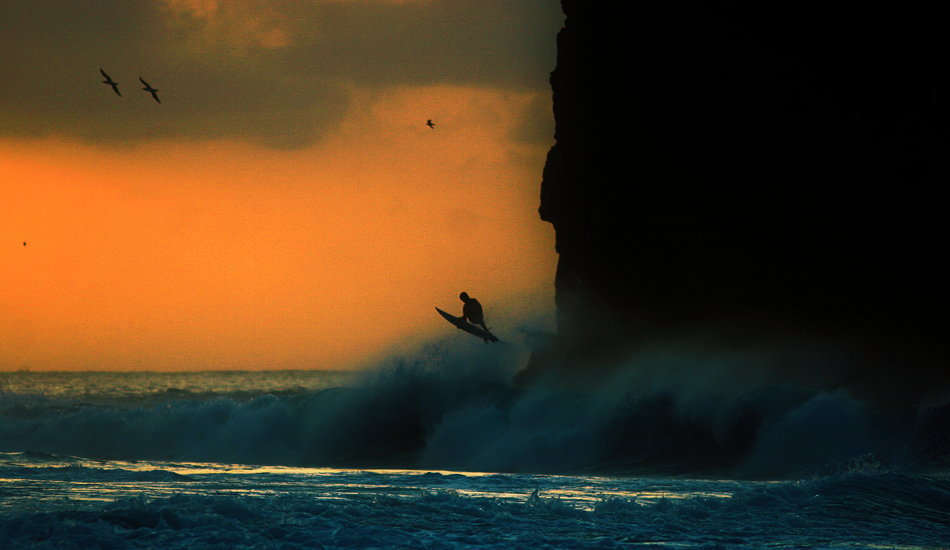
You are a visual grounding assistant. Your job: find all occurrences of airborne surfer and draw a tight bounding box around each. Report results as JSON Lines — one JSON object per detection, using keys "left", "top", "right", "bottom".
{"left": 434, "top": 293, "right": 499, "bottom": 343}
{"left": 459, "top": 292, "right": 489, "bottom": 333}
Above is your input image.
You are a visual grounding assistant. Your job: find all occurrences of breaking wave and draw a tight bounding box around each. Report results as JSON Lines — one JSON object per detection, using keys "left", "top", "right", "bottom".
{"left": 2, "top": 337, "right": 949, "bottom": 478}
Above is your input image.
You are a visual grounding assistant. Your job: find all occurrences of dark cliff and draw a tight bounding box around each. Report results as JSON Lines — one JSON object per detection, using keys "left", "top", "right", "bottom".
{"left": 518, "top": 1, "right": 950, "bottom": 404}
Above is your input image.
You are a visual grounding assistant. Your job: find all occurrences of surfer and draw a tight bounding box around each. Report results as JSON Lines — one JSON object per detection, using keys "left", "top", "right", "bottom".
{"left": 459, "top": 292, "right": 489, "bottom": 332}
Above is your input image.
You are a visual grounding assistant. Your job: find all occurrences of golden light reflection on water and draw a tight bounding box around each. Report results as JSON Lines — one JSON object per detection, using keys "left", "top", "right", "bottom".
{"left": 1, "top": 457, "right": 749, "bottom": 513}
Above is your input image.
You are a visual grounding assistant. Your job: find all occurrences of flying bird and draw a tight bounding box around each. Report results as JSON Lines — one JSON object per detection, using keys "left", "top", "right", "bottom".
{"left": 100, "top": 69, "right": 120, "bottom": 96}
{"left": 426, "top": 119, "right": 435, "bottom": 129}
{"left": 139, "top": 77, "right": 161, "bottom": 103}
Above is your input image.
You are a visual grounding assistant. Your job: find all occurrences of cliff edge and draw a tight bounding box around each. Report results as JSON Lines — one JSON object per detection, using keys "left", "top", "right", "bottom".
{"left": 517, "top": 1, "right": 949, "bottom": 404}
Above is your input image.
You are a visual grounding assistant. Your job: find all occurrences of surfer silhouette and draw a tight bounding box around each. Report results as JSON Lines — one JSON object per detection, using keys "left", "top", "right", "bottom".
{"left": 459, "top": 292, "right": 489, "bottom": 332}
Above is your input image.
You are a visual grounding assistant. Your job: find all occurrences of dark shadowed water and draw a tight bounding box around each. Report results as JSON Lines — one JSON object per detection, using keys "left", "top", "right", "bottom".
{"left": 3, "top": 340, "right": 949, "bottom": 548}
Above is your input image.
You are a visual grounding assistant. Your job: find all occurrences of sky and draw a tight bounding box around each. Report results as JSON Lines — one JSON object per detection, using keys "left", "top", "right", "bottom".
{"left": 1, "top": 0, "right": 564, "bottom": 372}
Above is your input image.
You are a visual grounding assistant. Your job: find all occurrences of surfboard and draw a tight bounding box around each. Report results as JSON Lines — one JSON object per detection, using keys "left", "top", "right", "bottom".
{"left": 435, "top": 307, "right": 500, "bottom": 343}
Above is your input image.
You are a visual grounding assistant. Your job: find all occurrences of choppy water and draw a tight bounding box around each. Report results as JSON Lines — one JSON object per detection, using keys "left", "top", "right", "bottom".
{"left": 2, "top": 452, "right": 949, "bottom": 549}
{"left": 3, "top": 341, "right": 950, "bottom": 548}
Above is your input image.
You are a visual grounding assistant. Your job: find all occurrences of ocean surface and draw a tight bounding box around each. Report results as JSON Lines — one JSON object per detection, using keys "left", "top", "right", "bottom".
{"left": 3, "top": 339, "right": 950, "bottom": 548}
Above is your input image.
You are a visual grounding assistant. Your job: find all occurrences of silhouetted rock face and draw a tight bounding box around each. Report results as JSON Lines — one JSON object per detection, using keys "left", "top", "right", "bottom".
{"left": 520, "top": 1, "right": 950, "bottom": 403}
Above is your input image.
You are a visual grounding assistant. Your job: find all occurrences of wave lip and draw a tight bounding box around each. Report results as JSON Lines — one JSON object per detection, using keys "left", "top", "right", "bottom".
{"left": 3, "top": 375, "right": 950, "bottom": 478}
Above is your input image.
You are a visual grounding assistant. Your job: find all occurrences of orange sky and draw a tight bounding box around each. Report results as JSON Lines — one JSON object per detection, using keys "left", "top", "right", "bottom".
{"left": 0, "top": 1, "right": 563, "bottom": 371}
{"left": 1, "top": 86, "right": 557, "bottom": 371}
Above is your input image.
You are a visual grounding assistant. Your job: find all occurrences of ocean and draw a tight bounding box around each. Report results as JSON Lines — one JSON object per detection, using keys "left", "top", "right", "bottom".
{"left": 2, "top": 339, "right": 949, "bottom": 548}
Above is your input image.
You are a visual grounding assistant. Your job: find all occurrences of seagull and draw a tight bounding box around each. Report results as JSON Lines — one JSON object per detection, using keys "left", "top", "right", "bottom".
{"left": 100, "top": 69, "right": 121, "bottom": 96}
{"left": 426, "top": 119, "right": 435, "bottom": 129}
{"left": 139, "top": 77, "right": 160, "bottom": 103}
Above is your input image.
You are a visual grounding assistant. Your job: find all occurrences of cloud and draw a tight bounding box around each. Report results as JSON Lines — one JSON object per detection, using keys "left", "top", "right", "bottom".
{"left": 0, "top": 0, "right": 562, "bottom": 148}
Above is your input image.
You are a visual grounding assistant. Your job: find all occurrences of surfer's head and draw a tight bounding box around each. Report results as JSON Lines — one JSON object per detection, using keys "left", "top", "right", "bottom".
{"left": 459, "top": 292, "right": 470, "bottom": 302}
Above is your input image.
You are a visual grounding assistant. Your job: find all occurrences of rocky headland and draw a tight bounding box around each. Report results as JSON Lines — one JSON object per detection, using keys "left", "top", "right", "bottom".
{"left": 517, "top": 1, "right": 949, "bottom": 405}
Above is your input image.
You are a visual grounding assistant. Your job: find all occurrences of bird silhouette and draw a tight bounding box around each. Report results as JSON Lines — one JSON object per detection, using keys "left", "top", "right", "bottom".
{"left": 139, "top": 77, "right": 161, "bottom": 103}
{"left": 426, "top": 119, "right": 435, "bottom": 129}
{"left": 100, "top": 69, "right": 121, "bottom": 96}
